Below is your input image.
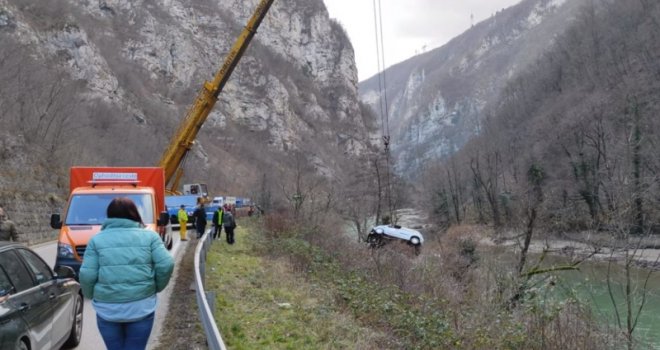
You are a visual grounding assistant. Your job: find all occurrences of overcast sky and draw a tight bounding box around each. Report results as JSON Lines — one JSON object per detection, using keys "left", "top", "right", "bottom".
{"left": 323, "top": 0, "right": 522, "bottom": 81}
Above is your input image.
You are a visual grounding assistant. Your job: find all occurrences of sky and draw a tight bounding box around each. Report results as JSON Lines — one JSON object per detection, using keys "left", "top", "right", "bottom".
{"left": 323, "top": 0, "right": 522, "bottom": 81}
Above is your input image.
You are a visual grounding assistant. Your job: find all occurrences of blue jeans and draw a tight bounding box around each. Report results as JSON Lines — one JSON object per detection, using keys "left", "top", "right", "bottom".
{"left": 97, "top": 312, "right": 155, "bottom": 350}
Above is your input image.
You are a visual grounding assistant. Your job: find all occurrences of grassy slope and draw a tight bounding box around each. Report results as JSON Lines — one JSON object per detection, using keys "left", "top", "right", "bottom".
{"left": 206, "top": 220, "right": 389, "bottom": 349}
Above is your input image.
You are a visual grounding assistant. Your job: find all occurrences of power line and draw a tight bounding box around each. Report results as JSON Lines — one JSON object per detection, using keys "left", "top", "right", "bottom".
{"left": 372, "top": 0, "right": 386, "bottom": 141}
{"left": 372, "top": 0, "right": 394, "bottom": 223}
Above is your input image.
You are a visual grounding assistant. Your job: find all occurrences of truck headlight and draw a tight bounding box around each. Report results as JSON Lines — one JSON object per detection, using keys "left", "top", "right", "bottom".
{"left": 57, "top": 242, "right": 75, "bottom": 259}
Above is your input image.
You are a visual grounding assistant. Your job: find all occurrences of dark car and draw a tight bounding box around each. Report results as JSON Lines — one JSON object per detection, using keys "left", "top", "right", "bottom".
{"left": 0, "top": 242, "right": 83, "bottom": 350}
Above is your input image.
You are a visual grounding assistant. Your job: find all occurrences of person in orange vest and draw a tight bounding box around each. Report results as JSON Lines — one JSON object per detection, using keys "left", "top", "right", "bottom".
{"left": 177, "top": 205, "right": 189, "bottom": 241}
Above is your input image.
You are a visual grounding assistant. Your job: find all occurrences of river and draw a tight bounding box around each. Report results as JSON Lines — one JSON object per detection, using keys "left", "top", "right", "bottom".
{"left": 491, "top": 248, "right": 660, "bottom": 349}
{"left": 552, "top": 258, "right": 660, "bottom": 349}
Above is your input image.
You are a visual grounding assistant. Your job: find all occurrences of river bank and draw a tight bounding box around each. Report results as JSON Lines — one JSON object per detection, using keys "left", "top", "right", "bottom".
{"left": 479, "top": 229, "right": 660, "bottom": 270}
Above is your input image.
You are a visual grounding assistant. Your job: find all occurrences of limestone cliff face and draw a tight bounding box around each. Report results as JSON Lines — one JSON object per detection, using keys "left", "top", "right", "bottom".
{"left": 359, "top": 0, "right": 583, "bottom": 177}
{"left": 0, "top": 0, "right": 373, "bottom": 239}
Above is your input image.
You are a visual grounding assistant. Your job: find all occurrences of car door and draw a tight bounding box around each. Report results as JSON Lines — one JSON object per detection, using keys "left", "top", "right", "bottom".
{"left": 0, "top": 250, "right": 54, "bottom": 350}
{"left": 16, "top": 248, "right": 73, "bottom": 347}
{"left": 0, "top": 265, "right": 28, "bottom": 350}
{"left": 384, "top": 226, "right": 406, "bottom": 240}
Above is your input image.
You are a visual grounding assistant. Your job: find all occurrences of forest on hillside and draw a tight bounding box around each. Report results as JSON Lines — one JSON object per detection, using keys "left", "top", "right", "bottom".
{"left": 422, "top": 0, "right": 660, "bottom": 239}
{"left": 4, "top": 0, "right": 660, "bottom": 348}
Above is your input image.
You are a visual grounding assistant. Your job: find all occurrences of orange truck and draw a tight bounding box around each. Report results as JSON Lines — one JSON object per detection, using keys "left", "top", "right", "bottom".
{"left": 50, "top": 167, "right": 173, "bottom": 274}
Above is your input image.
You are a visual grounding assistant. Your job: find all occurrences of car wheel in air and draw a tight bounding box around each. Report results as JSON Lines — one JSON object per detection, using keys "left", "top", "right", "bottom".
{"left": 410, "top": 237, "right": 420, "bottom": 245}
{"left": 63, "top": 293, "right": 83, "bottom": 348}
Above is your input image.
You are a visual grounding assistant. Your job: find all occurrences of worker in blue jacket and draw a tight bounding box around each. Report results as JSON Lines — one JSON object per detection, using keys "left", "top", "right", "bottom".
{"left": 80, "top": 197, "right": 174, "bottom": 350}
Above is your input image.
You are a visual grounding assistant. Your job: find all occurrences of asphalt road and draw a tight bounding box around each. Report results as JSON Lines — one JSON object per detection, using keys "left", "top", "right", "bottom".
{"left": 34, "top": 233, "right": 185, "bottom": 350}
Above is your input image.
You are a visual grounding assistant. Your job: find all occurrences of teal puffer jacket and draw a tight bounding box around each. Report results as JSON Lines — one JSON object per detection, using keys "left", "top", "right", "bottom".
{"left": 79, "top": 218, "right": 174, "bottom": 302}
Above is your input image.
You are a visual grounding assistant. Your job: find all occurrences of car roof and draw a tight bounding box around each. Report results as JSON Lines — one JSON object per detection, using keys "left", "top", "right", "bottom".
{"left": 0, "top": 241, "right": 24, "bottom": 250}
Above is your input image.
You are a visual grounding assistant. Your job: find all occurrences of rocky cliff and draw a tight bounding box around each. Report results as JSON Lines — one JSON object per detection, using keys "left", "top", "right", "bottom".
{"left": 359, "top": 0, "right": 585, "bottom": 177}
{"left": 0, "top": 0, "right": 375, "bottom": 240}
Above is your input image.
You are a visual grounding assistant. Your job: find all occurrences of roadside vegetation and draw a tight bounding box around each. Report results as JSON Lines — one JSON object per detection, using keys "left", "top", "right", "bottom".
{"left": 206, "top": 219, "right": 392, "bottom": 349}
{"left": 206, "top": 214, "right": 624, "bottom": 349}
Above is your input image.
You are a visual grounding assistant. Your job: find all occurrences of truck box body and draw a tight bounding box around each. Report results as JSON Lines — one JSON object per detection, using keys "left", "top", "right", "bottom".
{"left": 54, "top": 167, "right": 171, "bottom": 274}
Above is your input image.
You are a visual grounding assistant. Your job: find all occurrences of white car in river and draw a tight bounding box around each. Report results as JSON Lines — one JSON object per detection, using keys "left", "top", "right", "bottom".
{"left": 367, "top": 224, "right": 424, "bottom": 248}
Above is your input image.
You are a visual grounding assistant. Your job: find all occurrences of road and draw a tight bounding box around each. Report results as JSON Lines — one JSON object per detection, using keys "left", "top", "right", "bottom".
{"left": 34, "top": 233, "right": 185, "bottom": 349}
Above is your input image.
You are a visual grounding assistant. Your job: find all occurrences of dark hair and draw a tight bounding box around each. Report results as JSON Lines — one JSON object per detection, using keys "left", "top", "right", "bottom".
{"left": 107, "top": 197, "right": 144, "bottom": 225}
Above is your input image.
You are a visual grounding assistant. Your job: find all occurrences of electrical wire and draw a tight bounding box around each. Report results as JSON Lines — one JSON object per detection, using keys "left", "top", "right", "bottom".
{"left": 372, "top": 0, "right": 394, "bottom": 223}
{"left": 372, "top": 0, "right": 386, "bottom": 140}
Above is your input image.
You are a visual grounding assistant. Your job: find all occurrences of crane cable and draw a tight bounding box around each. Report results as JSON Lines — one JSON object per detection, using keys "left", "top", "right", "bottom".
{"left": 372, "top": 0, "right": 394, "bottom": 223}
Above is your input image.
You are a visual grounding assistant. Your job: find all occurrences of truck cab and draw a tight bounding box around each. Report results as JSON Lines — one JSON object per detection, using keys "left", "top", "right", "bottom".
{"left": 183, "top": 183, "right": 208, "bottom": 197}
{"left": 50, "top": 167, "right": 173, "bottom": 275}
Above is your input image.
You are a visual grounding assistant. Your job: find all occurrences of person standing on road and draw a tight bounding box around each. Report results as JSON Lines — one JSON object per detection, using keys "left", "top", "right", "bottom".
{"left": 223, "top": 209, "right": 237, "bottom": 244}
{"left": 0, "top": 206, "right": 22, "bottom": 242}
{"left": 177, "top": 204, "right": 189, "bottom": 241}
{"left": 79, "top": 197, "right": 174, "bottom": 350}
{"left": 193, "top": 202, "right": 207, "bottom": 239}
{"left": 212, "top": 205, "right": 224, "bottom": 240}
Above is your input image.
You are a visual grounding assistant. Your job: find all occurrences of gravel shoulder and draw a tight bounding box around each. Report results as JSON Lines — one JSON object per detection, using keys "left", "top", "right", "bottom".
{"left": 151, "top": 239, "right": 208, "bottom": 350}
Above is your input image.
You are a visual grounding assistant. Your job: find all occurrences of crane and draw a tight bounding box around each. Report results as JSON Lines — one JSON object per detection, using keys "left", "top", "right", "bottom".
{"left": 158, "top": 0, "right": 276, "bottom": 195}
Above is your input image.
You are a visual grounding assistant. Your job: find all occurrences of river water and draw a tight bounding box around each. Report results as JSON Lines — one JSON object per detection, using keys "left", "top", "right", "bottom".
{"left": 552, "top": 258, "right": 660, "bottom": 349}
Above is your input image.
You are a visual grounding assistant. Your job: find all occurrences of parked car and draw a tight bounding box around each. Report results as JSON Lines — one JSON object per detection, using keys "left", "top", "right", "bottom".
{"left": 0, "top": 242, "right": 83, "bottom": 350}
{"left": 165, "top": 195, "right": 199, "bottom": 229}
{"left": 368, "top": 224, "right": 424, "bottom": 248}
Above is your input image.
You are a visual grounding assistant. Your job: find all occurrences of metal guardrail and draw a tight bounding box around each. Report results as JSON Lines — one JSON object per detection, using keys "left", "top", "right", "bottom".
{"left": 194, "top": 231, "right": 226, "bottom": 350}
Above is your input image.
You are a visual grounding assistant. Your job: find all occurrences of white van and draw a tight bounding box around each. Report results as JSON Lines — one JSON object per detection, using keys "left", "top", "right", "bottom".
{"left": 212, "top": 196, "right": 224, "bottom": 207}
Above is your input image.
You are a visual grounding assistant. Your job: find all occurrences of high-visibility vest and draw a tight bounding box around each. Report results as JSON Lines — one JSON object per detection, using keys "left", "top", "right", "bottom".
{"left": 215, "top": 209, "right": 224, "bottom": 225}
{"left": 178, "top": 209, "right": 188, "bottom": 223}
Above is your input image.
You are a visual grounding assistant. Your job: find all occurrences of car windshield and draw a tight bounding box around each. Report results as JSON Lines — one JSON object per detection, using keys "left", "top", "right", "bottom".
{"left": 65, "top": 194, "right": 154, "bottom": 225}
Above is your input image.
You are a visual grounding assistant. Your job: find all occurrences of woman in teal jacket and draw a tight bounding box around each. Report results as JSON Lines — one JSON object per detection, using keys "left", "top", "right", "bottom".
{"left": 80, "top": 197, "right": 174, "bottom": 350}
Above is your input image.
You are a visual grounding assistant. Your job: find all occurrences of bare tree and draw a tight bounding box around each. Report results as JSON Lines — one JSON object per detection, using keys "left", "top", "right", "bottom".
{"left": 278, "top": 152, "right": 331, "bottom": 230}
{"left": 470, "top": 151, "right": 503, "bottom": 228}
{"left": 339, "top": 153, "right": 380, "bottom": 242}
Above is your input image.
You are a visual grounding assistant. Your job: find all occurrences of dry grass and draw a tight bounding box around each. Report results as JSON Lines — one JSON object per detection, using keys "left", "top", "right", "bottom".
{"left": 205, "top": 220, "right": 390, "bottom": 349}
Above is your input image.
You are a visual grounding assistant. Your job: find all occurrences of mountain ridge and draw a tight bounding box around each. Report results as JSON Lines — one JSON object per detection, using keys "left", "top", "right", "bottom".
{"left": 359, "top": 0, "right": 584, "bottom": 176}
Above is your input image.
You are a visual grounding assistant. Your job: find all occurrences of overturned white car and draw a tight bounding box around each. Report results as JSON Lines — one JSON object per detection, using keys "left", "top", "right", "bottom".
{"left": 367, "top": 224, "right": 424, "bottom": 250}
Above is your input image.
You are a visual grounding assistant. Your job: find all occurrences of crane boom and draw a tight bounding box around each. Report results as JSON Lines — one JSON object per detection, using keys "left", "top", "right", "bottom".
{"left": 158, "top": 0, "right": 276, "bottom": 193}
